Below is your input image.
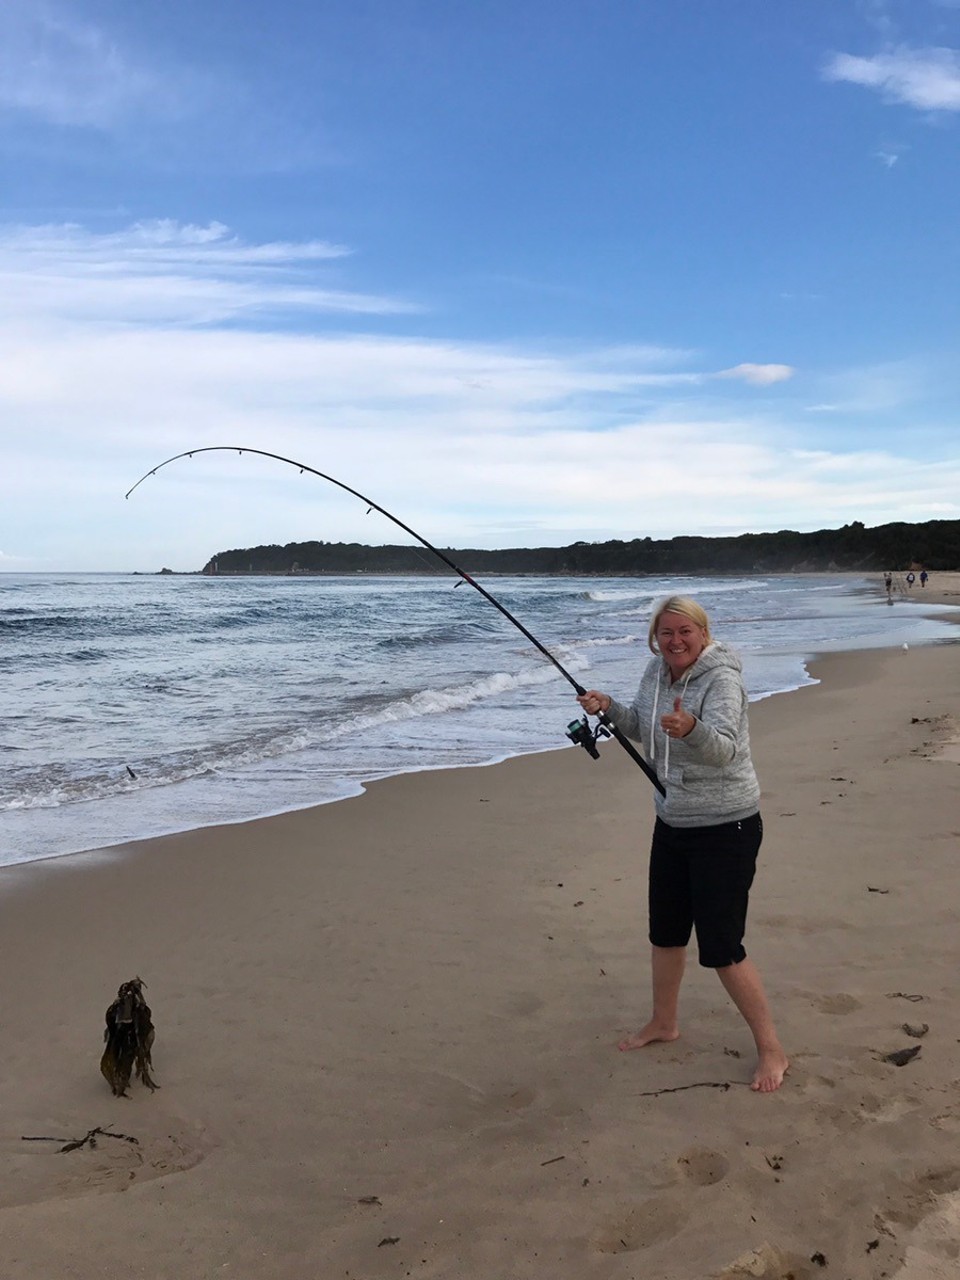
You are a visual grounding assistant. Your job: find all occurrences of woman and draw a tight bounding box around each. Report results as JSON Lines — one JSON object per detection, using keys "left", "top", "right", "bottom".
{"left": 578, "top": 596, "right": 788, "bottom": 1093}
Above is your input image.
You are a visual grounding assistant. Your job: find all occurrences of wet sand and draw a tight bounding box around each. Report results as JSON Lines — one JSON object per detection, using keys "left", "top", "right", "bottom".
{"left": 2, "top": 619, "right": 959, "bottom": 1278}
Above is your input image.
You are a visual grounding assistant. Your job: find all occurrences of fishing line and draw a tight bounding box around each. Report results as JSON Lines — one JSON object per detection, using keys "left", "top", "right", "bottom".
{"left": 126, "top": 446, "right": 665, "bottom": 795}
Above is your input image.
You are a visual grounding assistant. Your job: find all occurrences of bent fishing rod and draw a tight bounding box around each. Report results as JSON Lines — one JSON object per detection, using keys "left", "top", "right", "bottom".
{"left": 126, "top": 446, "right": 665, "bottom": 796}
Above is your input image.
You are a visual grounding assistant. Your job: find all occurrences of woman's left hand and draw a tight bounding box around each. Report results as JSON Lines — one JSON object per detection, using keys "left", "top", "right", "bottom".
{"left": 660, "top": 697, "right": 695, "bottom": 739}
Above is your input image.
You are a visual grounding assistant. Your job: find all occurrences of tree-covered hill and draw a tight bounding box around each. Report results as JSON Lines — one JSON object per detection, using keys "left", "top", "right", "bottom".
{"left": 201, "top": 518, "right": 960, "bottom": 576}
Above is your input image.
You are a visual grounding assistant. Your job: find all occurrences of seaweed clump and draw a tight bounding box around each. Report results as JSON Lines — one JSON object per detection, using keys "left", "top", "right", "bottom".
{"left": 100, "top": 977, "right": 159, "bottom": 1097}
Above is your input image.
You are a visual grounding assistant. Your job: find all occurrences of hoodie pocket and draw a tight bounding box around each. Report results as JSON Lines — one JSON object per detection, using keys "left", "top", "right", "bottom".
{"left": 675, "top": 765, "right": 726, "bottom": 811}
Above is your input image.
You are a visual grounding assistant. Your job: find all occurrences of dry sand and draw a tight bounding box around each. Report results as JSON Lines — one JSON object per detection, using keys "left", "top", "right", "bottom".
{"left": 2, "top": 595, "right": 959, "bottom": 1279}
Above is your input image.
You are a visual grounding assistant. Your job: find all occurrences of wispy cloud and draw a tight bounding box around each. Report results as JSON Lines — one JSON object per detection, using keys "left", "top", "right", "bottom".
{"left": 0, "top": 220, "right": 415, "bottom": 324}
{"left": 856, "top": 0, "right": 898, "bottom": 39}
{"left": 0, "top": 3, "right": 188, "bottom": 129}
{"left": 823, "top": 46, "right": 960, "bottom": 111}
{"left": 4, "top": 219, "right": 351, "bottom": 267}
{"left": 0, "top": 215, "right": 952, "bottom": 569}
{"left": 0, "top": 219, "right": 795, "bottom": 378}
{"left": 0, "top": 3, "right": 334, "bottom": 172}
{"left": 3, "top": 318, "right": 955, "bottom": 567}
{"left": 716, "top": 363, "right": 795, "bottom": 386}
{"left": 801, "top": 358, "right": 926, "bottom": 415}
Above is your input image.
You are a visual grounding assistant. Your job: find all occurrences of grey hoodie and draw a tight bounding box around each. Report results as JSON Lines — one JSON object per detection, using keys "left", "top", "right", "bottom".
{"left": 606, "top": 641, "right": 760, "bottom": 827}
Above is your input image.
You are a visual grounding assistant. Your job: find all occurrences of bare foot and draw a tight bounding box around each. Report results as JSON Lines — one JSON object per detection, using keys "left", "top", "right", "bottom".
{"left": 750, "top": 1048, "right": 789, "bottom": 1092}
{"left": 618, "top": 1021, "right": 680, "bottom": 1052}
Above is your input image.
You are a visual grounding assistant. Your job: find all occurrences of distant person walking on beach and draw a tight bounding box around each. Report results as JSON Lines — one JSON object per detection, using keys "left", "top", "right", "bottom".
{"left": 906, "top": 572, "right": 916, "bottom": 588}
{"left": 884, "top": 573, "right": 893, "bottom": 598}
{"left": 920, "top": 570, "right": 929, "bottom": 588}
{"left": 577, "top": 597, "right": 788, "bottom": 1093}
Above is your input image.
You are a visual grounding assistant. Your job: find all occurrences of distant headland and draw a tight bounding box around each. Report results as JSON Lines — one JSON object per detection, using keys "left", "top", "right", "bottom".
{"left": 197, "top": 518, "right": 959, "bottom": 576}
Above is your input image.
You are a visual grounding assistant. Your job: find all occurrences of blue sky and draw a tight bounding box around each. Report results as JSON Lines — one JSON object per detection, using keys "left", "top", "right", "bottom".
{"left": 2, "top": 0, "right": 959, "bottom": 571}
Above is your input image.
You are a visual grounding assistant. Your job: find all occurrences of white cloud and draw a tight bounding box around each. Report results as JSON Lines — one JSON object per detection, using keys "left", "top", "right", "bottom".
{"left": 823, "top": 46, "right": 960, "bottom": 111}
{"left": 0, "top": 4, "right": 186, "bottom": 128}
{"left": 0, "top": 3, "right": 338, "bottom": 172}
{"left": 716, "top": 363, "right": 795, "bottom": 386}
{"left": 0, "top": 217, "right": 954, "bottom": 571}
{"left": 0, "top": 220, "right": 414, "bottom": 324}
{"left": 5, "top": 219, "right": 350, "bottom": 265}
{"left": 3, "top": 308, "right": 955, "bottom": 571}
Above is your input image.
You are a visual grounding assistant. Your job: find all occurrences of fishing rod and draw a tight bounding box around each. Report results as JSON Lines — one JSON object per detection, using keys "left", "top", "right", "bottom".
{"left": 126, "top": 446, "right": 665, "bottom": 796}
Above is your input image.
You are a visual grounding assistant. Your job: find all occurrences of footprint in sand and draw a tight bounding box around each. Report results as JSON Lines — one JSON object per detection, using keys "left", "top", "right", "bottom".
{"left": 813, "top": 993, "right": 861, "bottom": 1015}
{"left": 492, "top": 1084, "right": 537, "bottom": 1113}
{"left": 915, "top": 1166, "right": 960, "bottom": 1196}
{"left": 929, "top": 1106, "right": 960, "bottom": 1134}
{"left": 470, "top": 1080, "right": 582, "bottom": 1128}
{"left": 1, "top": 1120, "right": 213, "bottom": 1210}
{"left": 463, "top": 1082, "right": 540, "bottom": 1136}
{"left": 675, "top": 1146, "right": 729, "bottom": 1186}
{"left": 592, "top": 1195, "right": 688, "bottom": 1253}
{"left": 875, "top": 1165, "right": 960, "bottom": 1238}
{"left": 501, "top": 992, "right": 545, "bottom": 1018}
{"left": 718, "top": 1241, "right": 815, "bottom": 1278}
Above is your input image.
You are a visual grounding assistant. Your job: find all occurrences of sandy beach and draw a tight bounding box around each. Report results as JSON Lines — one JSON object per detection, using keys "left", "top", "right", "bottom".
{"left": 2, "top": 584, "right": 960, "bottom": 1279}
{"left": 874, "top": 571, "right": 960, "bottom": 610}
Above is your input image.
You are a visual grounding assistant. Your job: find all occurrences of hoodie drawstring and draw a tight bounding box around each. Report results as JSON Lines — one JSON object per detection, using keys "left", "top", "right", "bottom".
{"left": 651, "top": 666, "right": 693, "bottom": 781}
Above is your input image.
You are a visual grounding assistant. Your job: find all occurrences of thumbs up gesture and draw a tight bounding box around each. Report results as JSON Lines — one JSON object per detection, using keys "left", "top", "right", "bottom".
{"left": 660, "top": 696, "right": 695, "bottom": 740}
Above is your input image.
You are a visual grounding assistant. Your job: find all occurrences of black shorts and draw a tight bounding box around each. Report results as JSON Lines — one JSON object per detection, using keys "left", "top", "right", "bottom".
{"left": 648, "top": 813, "right": 762, "bottom": 968}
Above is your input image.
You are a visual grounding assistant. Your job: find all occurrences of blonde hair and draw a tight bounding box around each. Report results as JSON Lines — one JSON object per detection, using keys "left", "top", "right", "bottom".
{"left": 648, "top": 596, "right": 712, "bottom": 655}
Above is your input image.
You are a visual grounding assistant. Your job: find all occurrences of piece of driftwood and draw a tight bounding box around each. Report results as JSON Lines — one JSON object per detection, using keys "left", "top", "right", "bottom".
{"left": 22, "top": 1126, "right": 139, "bottom": 1153}
{"left": 100, "top": 977, "right": 158, "bottom": 1097}
{"left": 634, "top": 1080, "right": 737, "bottom": 1097}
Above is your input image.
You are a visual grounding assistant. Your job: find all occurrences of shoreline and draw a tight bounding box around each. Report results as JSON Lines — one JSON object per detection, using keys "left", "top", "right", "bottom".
{"left": 865, "top": 570, "right": 960, "bottom": 609}
{"left": 0, "top": 644, "right": 945, "bottom": 876}
{"left": 5, "top": 568, "right": 959, "bottom": 871}
{"left": 2, "top": 635, "right": 959, "bottom": 1277}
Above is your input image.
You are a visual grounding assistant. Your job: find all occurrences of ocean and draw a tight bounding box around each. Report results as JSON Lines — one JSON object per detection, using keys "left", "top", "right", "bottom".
{"left": 2, "top": 571, "right": 955, "bottom": 869}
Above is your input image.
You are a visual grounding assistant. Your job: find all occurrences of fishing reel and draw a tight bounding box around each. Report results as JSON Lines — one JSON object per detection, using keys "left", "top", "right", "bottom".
{"left": 565, "top": 715, "right": 611, "bottom": 760}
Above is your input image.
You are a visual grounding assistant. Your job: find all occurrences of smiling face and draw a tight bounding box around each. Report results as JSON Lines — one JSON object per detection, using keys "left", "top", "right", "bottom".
{"left": 655, "top": 610, "right": 709, "bottom": 680}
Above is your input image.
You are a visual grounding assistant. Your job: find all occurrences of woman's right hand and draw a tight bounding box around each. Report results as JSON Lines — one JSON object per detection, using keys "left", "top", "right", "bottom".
{"left": 577, "top": 690, "right": 611, "bottom": 716}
